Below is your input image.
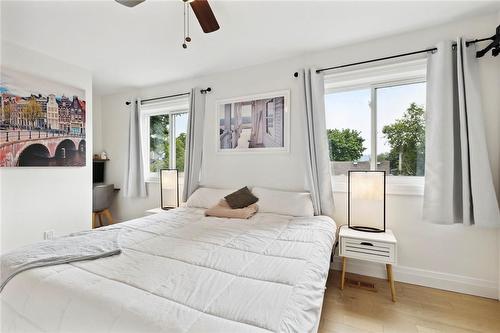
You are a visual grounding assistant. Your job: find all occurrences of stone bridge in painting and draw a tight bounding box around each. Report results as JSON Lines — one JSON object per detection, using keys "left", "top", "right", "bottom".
{"left": 0, "top": 131, "right": 85, "bottom": 167}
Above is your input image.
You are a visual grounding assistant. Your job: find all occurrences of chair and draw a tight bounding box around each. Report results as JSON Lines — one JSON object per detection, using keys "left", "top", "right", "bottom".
{"left": 92, "top": 184, "right": 115, "bottom": 228}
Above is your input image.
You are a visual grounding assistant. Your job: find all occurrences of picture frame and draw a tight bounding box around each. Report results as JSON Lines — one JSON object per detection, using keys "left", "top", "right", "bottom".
{"left": 0, "top": 67, "right": 86, "bottom": 167}
{"left": 215, "top": 90, "right": 290, "bottom": 153}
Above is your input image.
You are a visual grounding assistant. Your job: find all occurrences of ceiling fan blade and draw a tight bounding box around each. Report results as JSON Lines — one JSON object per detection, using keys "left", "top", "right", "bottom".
{"left": 190, "top": 0, "right": 220, "bottom": 33}
{"left": 115, "top": 0, "right": 145, "bottom": 8}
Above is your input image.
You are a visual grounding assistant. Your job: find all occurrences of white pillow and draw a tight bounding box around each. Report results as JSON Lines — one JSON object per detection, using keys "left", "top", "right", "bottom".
{"left": 252, "top": 187, "right": 314, "bottom": 217}
{"left": 186, "top": 187, "right": 237, "bottom": 209}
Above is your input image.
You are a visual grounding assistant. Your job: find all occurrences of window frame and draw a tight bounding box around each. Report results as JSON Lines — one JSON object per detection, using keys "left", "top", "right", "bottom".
{"left": 324, "top": 59, "right": 427, "bottom": 196}
{"left": 140, "top": 99, "right": 189, "bottom": 183}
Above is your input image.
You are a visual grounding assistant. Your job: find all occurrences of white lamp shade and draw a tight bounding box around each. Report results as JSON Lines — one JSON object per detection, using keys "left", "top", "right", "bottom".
{"left": 161, "top": 170, "right": 177, "bottom": 189}
{"left": 160, "top": 169, "right": 178, "bottom": 208}
{"left": 349, "top": 171, "right": 385, "bottom": 231}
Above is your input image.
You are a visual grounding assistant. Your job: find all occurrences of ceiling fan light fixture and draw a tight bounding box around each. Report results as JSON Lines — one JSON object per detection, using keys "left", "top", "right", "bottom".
{"left": 115, "top": 0, "right": 145, "bottom": 8}
{"left": 116, "top": 0, "right": 219, "bottom": 48}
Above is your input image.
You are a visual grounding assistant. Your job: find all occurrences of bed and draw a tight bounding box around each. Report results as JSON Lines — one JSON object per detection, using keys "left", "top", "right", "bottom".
{"left": 1, "top": 205, "right": 336, "bottom": 333}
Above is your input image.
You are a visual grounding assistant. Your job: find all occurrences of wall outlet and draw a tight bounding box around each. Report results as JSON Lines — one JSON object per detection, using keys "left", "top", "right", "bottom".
{"left": 44, "top": 230, "right": 54, "bottom": 240}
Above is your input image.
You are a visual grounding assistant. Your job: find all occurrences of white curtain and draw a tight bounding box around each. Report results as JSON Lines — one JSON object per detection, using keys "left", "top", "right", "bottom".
{"left": 182, "top": 88, "right": 206, "bottom": 202}
{"left": 123, "top": 99, "right": 147, "bottom": 198}
{"left": 424, "top": 38, "right": 500, "bottom": 227}
{"left": 302, "top": 68, "right": 335, "bottom": 217}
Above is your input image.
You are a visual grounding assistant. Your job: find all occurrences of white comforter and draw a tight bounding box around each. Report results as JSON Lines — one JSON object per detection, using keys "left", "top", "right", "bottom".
{"left": 1, "top": 208, "right": 336, "bottom": 333}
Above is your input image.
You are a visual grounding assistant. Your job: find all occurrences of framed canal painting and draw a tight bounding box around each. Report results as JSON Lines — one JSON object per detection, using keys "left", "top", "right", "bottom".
{"left": 0, "top": 67, "right": 86, "bottom": 167}
{"left": 216, "top": 90, "right": 290, "bottom": 153}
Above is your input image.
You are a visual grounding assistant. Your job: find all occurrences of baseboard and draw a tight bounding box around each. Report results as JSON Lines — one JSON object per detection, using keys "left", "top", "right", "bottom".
{"left": 331, "top": 257, "right": 499, "bottom": 299}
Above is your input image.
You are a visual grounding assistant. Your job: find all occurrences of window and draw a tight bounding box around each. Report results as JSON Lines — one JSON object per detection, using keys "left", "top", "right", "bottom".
{"left": 141, "top": 97, "right": 189, "bottom": 184}
{"left": 325, "top": 88, "right": 371, "bottom": 169}
{"left": 376, "top": 84, "right": 426, "bottom": 176}
{"left": 324, "top": 59, "right": 426, "bottom": 194}
{"left": 173, "top": 112, "right": 188, "bottom": 173}
{"left": 149, "top": 114, "right": 170, "bottom": 172}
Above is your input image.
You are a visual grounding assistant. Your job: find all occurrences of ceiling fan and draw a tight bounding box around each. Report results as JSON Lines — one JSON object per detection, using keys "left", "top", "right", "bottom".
{"left": 116, "top": 0, "right": 220, "bottom": 33}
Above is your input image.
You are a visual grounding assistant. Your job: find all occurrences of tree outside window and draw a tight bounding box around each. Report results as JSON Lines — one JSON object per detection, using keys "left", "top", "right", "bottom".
{"left": 148, "top": 112, "right": 188, "bottom": 175}
{"left": 380, "top": 103, "right": 425, "bottom": 176}
{"left": 325, "top": 82, "right": 426, "bottom": 177}
{"left": 149, "top": 114, "right": 170, "bottom": 173}
{"left": 327, "top": 128, "right": 365, "bottom": 161}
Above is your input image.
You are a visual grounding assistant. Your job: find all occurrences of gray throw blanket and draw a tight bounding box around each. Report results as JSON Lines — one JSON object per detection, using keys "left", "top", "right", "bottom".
{"left": 1, "top": 229, "right": 121, "bottom": 292}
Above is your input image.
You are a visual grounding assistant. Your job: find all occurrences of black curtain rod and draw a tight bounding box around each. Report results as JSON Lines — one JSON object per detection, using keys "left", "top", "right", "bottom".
{"left": 315, "top": 48, "right": 437, "bottom": 74}
{"left": 466, "top": 36, "right": 495, "bottom": 46}
{"left": 125, "top": 87, "right": 211, "bottom": 105}
{"left": 314, "top": 38, "right": 492, "bottom": 74}
{"left": 141, "top": 92, "right": 190, "bottom": 104}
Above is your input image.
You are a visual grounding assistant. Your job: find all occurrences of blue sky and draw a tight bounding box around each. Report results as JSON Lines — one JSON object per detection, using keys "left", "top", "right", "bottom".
{"left": 1, "top": 68, "right": 85, "bottom": 100}
{"left": 174, "top": 112, "right": 188, "bottom": 137}
{"left": 324, "top": 82, "right": 426, "bottom": 157}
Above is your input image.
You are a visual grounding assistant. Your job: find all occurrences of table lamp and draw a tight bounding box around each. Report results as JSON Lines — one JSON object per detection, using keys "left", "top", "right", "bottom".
{"left": 160, "top": 169, "right": 179, "bottom": 210}
{"left": 348, "top": 170, "right": 386, "bottom": 232}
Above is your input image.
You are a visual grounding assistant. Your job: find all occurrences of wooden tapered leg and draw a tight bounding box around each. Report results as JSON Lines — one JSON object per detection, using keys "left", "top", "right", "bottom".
{"left": 340, "top": 257, "right": 347, "bottom": 290}
{"left": 103, "top": 209, "right": 114, "bottom": 225}
{"left": 386, "top": 264, "right": 396, "bottom": 302}
{"left": 92, "top": 213, "right": 98, "bottom": 229}
{"left": 97, "top": 213, "right": 103, "bottom": 228}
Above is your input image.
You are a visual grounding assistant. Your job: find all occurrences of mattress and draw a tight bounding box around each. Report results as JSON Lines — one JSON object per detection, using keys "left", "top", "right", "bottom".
{"left": 1, "top": 207, "right": 336, "bottom": 333}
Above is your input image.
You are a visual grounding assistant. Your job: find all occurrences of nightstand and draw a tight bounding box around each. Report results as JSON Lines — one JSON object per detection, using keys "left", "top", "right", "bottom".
{"left": 338, "top": 226, "right": 398, "bottom": 301}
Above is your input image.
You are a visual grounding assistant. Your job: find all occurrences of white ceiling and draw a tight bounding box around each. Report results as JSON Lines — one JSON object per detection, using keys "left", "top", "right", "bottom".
{"left": 2, "top": 1, "right": 499, "bottom": 95}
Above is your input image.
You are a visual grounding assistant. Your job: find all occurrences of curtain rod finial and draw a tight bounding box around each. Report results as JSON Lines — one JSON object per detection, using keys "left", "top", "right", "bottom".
{"left": 293, "top": 72, "right": 299, "bottom": 78}
{"left": 201, "top": 87, "right": 212, "bottom": 94}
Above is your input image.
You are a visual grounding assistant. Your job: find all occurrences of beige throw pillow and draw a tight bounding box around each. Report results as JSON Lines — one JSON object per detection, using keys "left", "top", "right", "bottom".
{"left": 205, "top": 199, "right": 258, "bottom": 219}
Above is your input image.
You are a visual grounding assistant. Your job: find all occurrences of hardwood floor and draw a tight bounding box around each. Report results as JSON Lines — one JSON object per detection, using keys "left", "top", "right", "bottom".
{"left": 319, "top": 271, "right": 500, "bottom": 333}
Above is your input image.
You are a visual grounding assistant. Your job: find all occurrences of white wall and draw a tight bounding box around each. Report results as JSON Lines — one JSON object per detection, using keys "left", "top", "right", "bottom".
{"left": 0, "top": 42, "right": 93, "bottom": 253}
{"left": 92, "top": 95, "right": 103, "bottom": 154}
{"left": 497, "top": 9, "right": 500, "bottom": 302}
{"left": 98, "top": 13, "right": 500, "bottom": 298}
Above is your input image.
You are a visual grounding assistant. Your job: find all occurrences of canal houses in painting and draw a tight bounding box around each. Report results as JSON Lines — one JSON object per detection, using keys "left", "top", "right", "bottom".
{"left": 46, "top": 94, "right": 59, "bottom": 130}
{"left": 0, "top": 68, "right": 86, "bottom": 167}
{"left": 1, "top": 94, "right": 85, "bottom": 134}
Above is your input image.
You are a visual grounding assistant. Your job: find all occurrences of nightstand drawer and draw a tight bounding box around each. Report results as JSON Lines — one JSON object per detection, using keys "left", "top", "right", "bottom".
{"left": 340, "top": 237, "right": 396, "bottom": 264}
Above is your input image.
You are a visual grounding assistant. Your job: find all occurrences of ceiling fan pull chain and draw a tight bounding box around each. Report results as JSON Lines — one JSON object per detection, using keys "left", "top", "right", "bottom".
{"left": 182, "top": 1, "right": 188, "bottom": 49}
{"left": 186, "top": 2, "right": 191, "bottom": 43}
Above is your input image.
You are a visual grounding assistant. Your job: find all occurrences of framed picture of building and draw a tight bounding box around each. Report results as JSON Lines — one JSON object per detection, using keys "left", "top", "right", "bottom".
{"left": 216, "top": 90, "right": 289, "bottom": 153}
{"left": 0, "top": 67, "right": 86, "bottom": 167}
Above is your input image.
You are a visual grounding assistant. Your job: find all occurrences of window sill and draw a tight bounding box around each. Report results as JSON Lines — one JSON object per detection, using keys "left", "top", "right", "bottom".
{"left": 332, "top": 176, "right": 424, "bottom": 196}
{"left": 145, "top": 176, "right": 160, "bottom": 184}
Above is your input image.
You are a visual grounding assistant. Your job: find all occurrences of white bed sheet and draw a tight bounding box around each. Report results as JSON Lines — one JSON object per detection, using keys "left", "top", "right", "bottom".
{"left": 1, "top": 207, "right": 336, "bottom": 333}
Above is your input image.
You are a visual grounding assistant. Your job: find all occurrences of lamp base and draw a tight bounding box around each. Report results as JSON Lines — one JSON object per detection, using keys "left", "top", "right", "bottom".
{"left": 349, "top": 226, "right": 385, "bottom": 233}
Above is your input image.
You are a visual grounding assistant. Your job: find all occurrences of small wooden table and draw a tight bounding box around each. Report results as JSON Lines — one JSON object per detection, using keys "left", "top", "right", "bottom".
{"left": 338, "top": 226, "right": 398, "bottom": 302}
